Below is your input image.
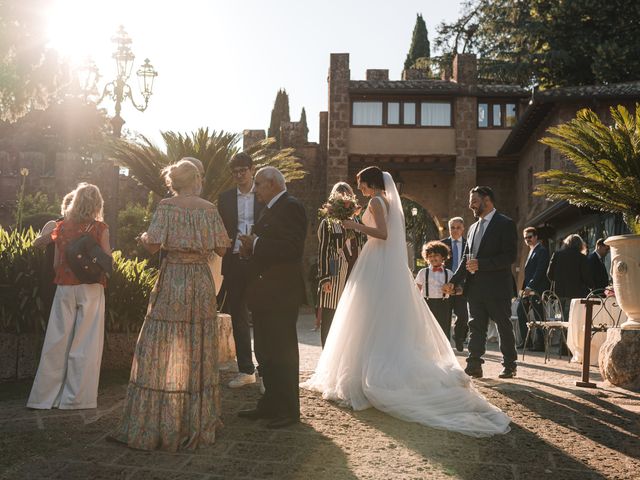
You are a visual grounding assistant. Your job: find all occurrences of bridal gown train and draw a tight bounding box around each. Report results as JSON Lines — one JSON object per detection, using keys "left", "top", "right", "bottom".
{"left": 302, "top": 172, "right": 511, "bottom": 438}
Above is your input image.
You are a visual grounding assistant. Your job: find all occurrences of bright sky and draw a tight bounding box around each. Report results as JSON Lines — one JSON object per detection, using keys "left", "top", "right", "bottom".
{"left": 45, "top": 0, "right": 463, "bottom": 145}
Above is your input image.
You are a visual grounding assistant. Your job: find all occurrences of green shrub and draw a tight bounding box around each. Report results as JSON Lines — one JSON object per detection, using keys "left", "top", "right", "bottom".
{"left": 0, "top": 228, "right": 48, "bottom": 334}
{"left": 105, "top": 251, "right": 158, "bottom": 334}
{"left": 117, "top": 201, "right": 152, "bottom": 260}
{"left": 0, "top": 227, "right": 158, "bottom": 335}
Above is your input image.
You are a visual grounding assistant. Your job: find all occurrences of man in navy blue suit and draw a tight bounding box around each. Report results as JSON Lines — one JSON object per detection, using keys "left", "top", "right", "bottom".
{"left": 442, "top": 217, "right": 469, "bottom": 352}
{"left": 516, "top": 227, "right": 550, "bottom": 350}
{"left": 587, "top": 238, "right": 610, "bottom": 290}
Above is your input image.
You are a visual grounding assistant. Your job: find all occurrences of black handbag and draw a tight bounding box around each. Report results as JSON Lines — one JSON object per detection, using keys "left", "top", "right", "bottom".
{"left": 65, "top": 223, "right": 112, "bottom": 284}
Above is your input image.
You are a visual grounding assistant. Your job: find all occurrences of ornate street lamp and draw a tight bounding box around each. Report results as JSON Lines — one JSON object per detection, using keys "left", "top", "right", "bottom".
{"left": 81, "top": 26, "right": 158, "bottom": 137}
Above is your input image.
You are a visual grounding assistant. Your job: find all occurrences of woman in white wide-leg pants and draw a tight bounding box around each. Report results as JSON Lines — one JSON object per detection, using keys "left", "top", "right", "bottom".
{"left": 27, "top": 284, "right": 105, "bottom": 409}
{"left": 27, "top": 183, "right": 111, "bottom": 410}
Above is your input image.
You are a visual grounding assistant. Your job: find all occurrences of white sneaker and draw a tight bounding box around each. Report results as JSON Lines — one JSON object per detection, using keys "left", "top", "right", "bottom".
{"left": 228, "top": 372, "right": 256, "bottom": 388}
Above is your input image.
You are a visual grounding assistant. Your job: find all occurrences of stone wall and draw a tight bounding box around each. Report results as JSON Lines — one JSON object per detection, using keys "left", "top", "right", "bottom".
{"left": 366, "top": 69, "right": 389, "bottom": 81}
{"left": 0, "top": 151, "right": 147, "bottom": 247}
{"left": 400, "top": 170, "right": 453, "bottom": 236}
{"left": 243, "top": 129, "right": 266, "bottom": 150}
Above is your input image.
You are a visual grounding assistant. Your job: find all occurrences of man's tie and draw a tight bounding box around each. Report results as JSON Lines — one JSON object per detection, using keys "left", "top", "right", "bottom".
{"left": 432, "top": 266, "right": 443, "bottom": 272}
{"left": 257, "top": 206, "right": 269, "bottom": 223}
{"left": 452, "top": 240, "right": 459, "bottom": 271}
{"left": 472, "top": 218, "right": 486, "bottom": 256}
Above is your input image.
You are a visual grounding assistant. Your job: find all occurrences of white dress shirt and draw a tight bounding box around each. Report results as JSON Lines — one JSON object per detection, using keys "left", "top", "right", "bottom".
{"left": 234, "top": 186, "right": 256, "bottom": 254}
{"left": 415, "top": 267, "right": 454, "bottom": 298}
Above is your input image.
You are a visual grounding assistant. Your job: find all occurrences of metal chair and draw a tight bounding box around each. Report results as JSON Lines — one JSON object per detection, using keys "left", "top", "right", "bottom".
{"left": 539, "top": 290, "right": 569, "bottom": 363}
{"left": 521, "top": 290, "right": 569, "bottom": 363}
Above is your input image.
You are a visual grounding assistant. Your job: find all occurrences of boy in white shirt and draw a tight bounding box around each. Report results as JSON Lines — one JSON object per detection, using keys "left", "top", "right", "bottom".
{"left": 415, "top": 241, "right": 458, "bottom": 340}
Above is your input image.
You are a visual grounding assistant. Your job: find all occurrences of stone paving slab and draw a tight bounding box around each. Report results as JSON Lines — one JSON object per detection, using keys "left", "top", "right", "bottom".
{"left": 1, "top": 312, "right": 639, "bottom": 479}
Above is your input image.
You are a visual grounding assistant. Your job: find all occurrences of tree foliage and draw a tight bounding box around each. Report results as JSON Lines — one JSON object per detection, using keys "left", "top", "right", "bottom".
{"left": 434, "top": 0, "right": 640, "bottom": 87}
{"left": 106, "top": 128, "right": 307, "bottom": 204}
{"left": 536, "top": 104, "right": 640, "bottom": 234}
{"left": 0, "top": 0, "right": 69, "bottom": 121}
{"left": 404, "top": 13, "right": 431, "bottom": 71}
{"left": 300, "top": 107, "right": 309, "bottom": 138}
{"left": 268, "top": 89, "right": 290, "bottom": 147}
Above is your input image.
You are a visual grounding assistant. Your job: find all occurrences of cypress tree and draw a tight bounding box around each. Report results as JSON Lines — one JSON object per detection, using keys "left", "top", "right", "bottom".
{"left": 268, "top": 89, "right": 290, "bottom": 147}
{"left": 404, "top": 14, "right": 431, "bottom": 70}
{"left": 300, "top": 107, "right": 309, "bottom": 138}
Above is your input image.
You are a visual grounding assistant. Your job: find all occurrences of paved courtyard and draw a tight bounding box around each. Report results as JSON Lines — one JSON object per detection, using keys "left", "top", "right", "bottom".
{"left": 1, "top": 312, "right": 639, "bottom": 479}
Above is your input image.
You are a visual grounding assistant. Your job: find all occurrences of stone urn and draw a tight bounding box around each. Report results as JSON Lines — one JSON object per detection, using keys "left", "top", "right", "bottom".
{"left": 599, "top": 328, "right": 640, "bottom": 391}
{"left": 605, "top": 234, "right": 640, "bottom": 330}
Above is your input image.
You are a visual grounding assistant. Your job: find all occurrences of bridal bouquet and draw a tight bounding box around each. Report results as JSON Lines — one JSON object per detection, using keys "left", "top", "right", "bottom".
{"left": 318, "top": 192, "right": 360, "bottom": 224}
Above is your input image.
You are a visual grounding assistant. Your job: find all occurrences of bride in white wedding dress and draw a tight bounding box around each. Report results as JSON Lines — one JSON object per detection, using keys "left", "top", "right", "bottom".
{"left": 302, "top": 167, "right": 510, "bottom": 438}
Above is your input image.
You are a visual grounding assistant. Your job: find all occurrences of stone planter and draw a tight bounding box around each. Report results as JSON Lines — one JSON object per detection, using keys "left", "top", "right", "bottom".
{"left": 599, "top": 327, "right": 640, "bottom": 391}
{"left": 605, "top": 234, "right": 640, "bottom": 330}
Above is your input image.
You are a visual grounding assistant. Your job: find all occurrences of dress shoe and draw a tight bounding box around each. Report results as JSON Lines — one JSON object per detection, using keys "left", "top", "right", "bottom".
{"left": 455, "top": 338, "right": 465, "bottom": 352}
{"left": 237, "top": 408, "right": 274, "bottom": 420}
{"left": 498, "top": 367, "right": 517, "bottom": 379}
{"left": 464, "top": 365, "right": 483, "bottom": 378}
{"left": 266, "top": 416, "right": 299, "bottom": 429}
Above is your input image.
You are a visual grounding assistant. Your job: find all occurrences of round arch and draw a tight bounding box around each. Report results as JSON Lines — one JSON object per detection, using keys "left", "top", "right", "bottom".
{"left": 401, "top": 196, "right": 443, "bottom": 271}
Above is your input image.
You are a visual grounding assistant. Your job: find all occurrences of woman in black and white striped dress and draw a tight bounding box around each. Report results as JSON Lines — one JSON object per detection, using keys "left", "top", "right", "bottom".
{"left": 317, "top": 182, "right": 365, "bottom": 347}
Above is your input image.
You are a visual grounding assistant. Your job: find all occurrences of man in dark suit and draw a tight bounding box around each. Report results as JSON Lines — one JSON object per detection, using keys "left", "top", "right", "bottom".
{"left": 548, "top": 234, "right": 595, "bottom": 321}
{"left": 587, "top": 238, "right": 610, "bottom": 290}
{"left": 441, "top": 216, "right": 469, "bottom": 352}
{"left": 516, "top": 226, "right": 550, "bottom": 350}
{"left": 217, "top": 152, "right": 264, "bottom": 389}
{"left": 238, "top": 166, "right": 307, "bottom": 429}
{"left": 445, "top": 186, "right": 518, "bottom": 379}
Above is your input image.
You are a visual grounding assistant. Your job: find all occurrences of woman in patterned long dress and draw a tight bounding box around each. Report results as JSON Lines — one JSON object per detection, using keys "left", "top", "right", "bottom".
{"left": 316, "top": 182, "right": 365, "bottom": 347}
{"left": 113, "top": 159, "right": 230, "bottom": 451}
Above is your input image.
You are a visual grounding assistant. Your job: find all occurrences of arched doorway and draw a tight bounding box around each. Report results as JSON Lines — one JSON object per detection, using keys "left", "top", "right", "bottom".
{"left": 401, "top": 197, "right": 442, "bottom": 272}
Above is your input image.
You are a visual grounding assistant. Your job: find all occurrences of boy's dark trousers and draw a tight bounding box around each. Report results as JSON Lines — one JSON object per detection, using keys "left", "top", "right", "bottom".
{"left": 426, "top": 297, "right": 452, "bottom": 339}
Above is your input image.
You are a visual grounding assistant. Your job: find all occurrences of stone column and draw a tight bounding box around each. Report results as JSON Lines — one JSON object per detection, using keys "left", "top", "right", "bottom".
{"left": 327, "top": 53, "right": 350, "bottom": 195}
{"left": 452, "top": 54, "right": 478, "bottom": 226}
{"left": 453, "top": 96, "right": 478, "bottom": 226}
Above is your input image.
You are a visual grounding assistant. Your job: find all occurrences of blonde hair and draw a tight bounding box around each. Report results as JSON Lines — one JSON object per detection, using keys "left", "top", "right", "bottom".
{"left": 66, "top": 183, "right": 104, "bottom": 223}
{"left": 330, "top": 181, "right": 354, "bottom": 196}
{"left": 162, "top": 159, "right": 200, "bottom": 194}
{"left": 61, "top": 192, "right": 74, "bottom": 217}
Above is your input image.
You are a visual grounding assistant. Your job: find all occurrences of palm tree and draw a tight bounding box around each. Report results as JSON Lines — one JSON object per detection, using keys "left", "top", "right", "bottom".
{"left": 536, "top": 104, "right": 640, "bottom": 235}
{"left": 106, "top": 128, "right": 307, "bottom": 203}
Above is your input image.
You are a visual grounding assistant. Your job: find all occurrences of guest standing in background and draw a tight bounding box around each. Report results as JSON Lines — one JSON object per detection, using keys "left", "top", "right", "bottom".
{"left": 218, "top": 152, "right": 264, "bottom": 388}
{"left": 316, "top": 182, "right": 365, "bottom": 347}
{"left": 441, "top": 217, "right": 469, "bottom": 351}
{"left": 517, "top": 227, "right": 550, "bottom": 350}
{"left": 547, "top": 234, "right": 594, "bottom": 322}
{"left": 113, "top": 159, "right": 230, "bottom": 451}
{"left": 587, "top": 238, "right": 610, "bottom": 291}
{"left": 28, "top": 184, "right": 111, "bottom": 410}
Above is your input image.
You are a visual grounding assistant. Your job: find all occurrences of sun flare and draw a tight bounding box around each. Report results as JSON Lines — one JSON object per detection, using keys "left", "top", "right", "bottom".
{"left": 45, "top": 0, "right": 118, "bottom": 65}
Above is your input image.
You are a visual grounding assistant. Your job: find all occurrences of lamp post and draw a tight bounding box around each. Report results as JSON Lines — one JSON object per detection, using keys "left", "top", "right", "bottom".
{"left": 80, "top": 26, "right": 157, "bottom": 138}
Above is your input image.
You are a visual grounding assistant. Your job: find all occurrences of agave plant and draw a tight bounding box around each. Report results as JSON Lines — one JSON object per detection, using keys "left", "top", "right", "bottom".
{"left": 536, "top": 104, "right": 640, "bottom": 234}
{"left": 105, "top": 128, "right": 307, "bottom": 203}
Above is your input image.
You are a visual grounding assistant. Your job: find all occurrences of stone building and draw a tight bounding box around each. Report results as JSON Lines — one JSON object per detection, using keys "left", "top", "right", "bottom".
{"left": 317, "top": 52, "right": 640, "bottom": 287}
{"left": 499, "top": 83, "right": 640, "bottom": 283}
